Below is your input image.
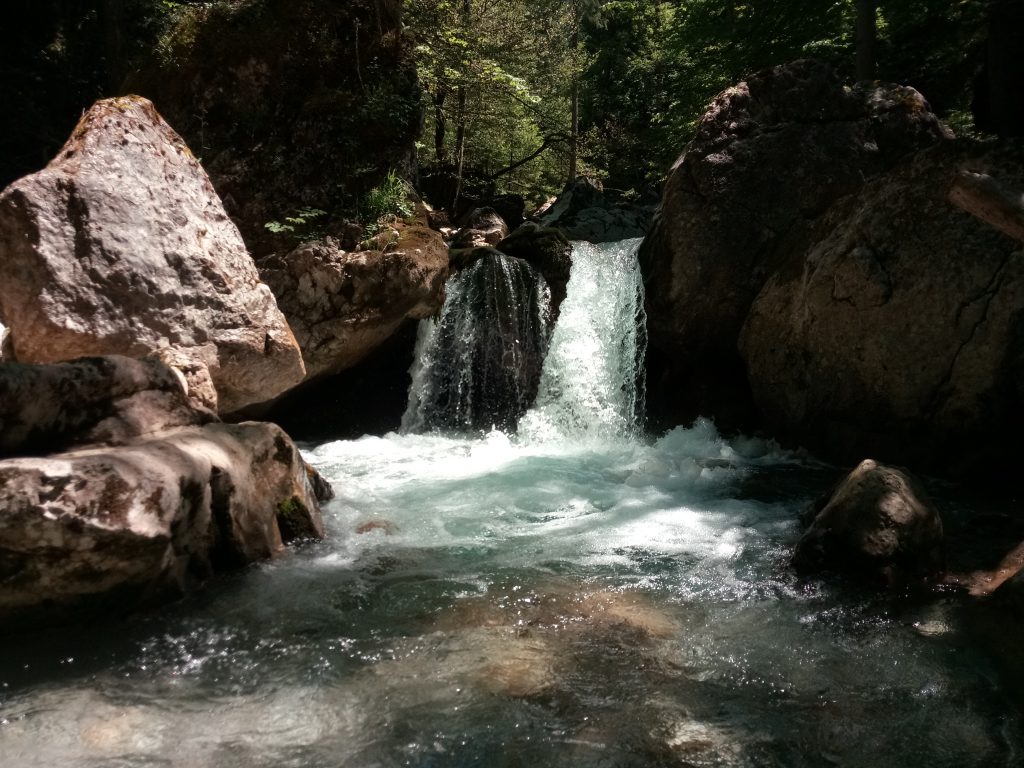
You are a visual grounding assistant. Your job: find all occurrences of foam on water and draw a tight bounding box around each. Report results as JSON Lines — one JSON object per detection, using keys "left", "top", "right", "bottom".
{"left": 1, "top": 241, "right": 1021, "bottom": 768}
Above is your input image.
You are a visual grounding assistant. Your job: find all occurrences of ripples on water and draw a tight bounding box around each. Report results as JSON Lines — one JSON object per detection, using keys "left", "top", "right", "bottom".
{"left": 1, "top": 240, "right": 1022, "bottom": 766}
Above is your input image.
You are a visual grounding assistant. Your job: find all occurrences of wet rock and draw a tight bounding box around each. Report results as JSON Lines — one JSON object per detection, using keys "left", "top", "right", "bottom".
{"left": 539, "top": 177, "right": 651, "bottom": 242}
{"left": 403, "top": 252, "right": 550, "bottom": 432}
{"left": 496, "top": 223, "right": 573, "bottom": 320}
{"left": 258, "top": 205, "right": 448, "bottom": 381}
{"left": 639, "top": 59, "right": 951, "bottom": 428}
{"left": 792, "top": 459, "right": 944, "bottom": 585}
{"left": 450, "top": 206, "right": 510, "bottom": 248}
{"left": 0, "top": 420, "right": 324, "bottom": 625}
{"left": 0, "top": 96, "right": 305, "bottom": 413}
{"left": 488, "top": 193, "right": 526, "bottom": 230}
{"left": 740, "top": 140, "right": 1024, "bottom": 476}
{"left": 0, "top": 355, "right": 215, "bottom": 458}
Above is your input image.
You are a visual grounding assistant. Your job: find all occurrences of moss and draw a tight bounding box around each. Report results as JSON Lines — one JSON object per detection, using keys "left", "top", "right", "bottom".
{"left": 275, "top": 495, "right": 310, "bottom": 543}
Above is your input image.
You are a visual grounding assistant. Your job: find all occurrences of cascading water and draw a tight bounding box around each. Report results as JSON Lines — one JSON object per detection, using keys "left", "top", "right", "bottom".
{"left": 1, "top": 239, "right": 1022, "bottom": 768}
{"left": 402, "top": 252, "right": 551, "bottom": 433}
{"left": 519, "top": 237, "right": 647, "bottom": 441}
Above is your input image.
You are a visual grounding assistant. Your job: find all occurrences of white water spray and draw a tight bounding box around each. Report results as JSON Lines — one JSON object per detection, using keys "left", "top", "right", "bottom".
{"left": 519, "top": 238, "right": 647, "bottom": 442}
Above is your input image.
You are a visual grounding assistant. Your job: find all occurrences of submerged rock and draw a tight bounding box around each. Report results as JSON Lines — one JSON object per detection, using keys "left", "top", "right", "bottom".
{"left": 740, "top": 140, "right": 1024, "bottom": 476}
{"left": 640, "top": 59, "right": 951, "bottom": 429}
{"left": 496, "top": 223, "right": 573, "bottom": 321}
{"left": 793, "top": 459, "right": 944, "bottom": 585}
{"left": 403, "top": 252, "right": 550, "bottom": 433}
{"left": 0, "top": 96, "right": 305, "bottom": 413}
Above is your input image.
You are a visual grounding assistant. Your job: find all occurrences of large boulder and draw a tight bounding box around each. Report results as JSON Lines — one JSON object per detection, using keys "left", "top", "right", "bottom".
{"left": 740, "top": 140, "right": 1024, "bottom": 476}
{"left": 258, "top": 206, "right": 448, "bottom": 381}
{"left": 539, "top": 177, "right": 651, "bottom": 243}
{"left": 450, "top": 207, "right": 510, "bottom": 248}
{"left": 639, "top": 60, "right": 951, "bottom": 428}
{"left": 0, "top": 419, "right": 325, "bottom": 625}
{"left": 0, "top": 355, "right": 327, "bottom": 626}
{"left": 792, "top": 460, "right": 944, "bottom": 585}
{"left": 0, "top": 96, "right": 305, "bottom": 413}
{"left": 0, "top": 356, "right": 214, "bottom": 458}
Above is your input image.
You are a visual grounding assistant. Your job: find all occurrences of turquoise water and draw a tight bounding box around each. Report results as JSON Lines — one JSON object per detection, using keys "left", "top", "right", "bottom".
{"left": 0, "top": 242, "right": 1020, "bottom": 767}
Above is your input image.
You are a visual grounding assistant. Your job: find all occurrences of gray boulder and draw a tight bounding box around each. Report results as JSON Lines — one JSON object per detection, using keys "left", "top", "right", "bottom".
{"left": 740, "top": 140, "right": 1024, "bottom": 475}
{"left": 0, "top": 420, "right": 325, "bottom": 624}
{"left": 451, "top": 207, "right": 510, "bottom": 248}
{"left": 0, "top": 355, "right": 328, "bottom": 626}
{"left": 639, "top": 60, "right": 951, "bottom": 426}
{"left": 793, "top": 460, "right": 944, "bottom": 585}
{"left": 539, "top": 177, "right": 650, "bottom": 243}
{"left": 0, "top": 355, "right": 214, "bottom": 457}
{"left": 0, "top": 96, "right": 305, "bottom": 413}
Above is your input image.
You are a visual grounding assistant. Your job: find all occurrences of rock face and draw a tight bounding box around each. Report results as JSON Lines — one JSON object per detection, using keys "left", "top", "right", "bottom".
{"left": 740, "top": 141, "right": 1024, "bottom": 475}
{"left": 259, "top": 207, "right": 448, "bottom": 381}
{"left": 403, "top": 252, "right": 551, "bottom": 433}
{"left": 640, "top": 60, "right": 951, "bottom": 428}
{"left": 0, "top": 356, "right": 326, "bottom": 625}
{"left": 127, "top": 0, "right": 420, "bottom": 255}
{"left": 450, "top": 207, "right": 510, "bottom": 248}
{"left": 792, "top": 460, "right": 944, "bottom": 585}
{"left": 496, "top": 223, "right": 573, "bottom": 321}
{"left": 539, "top": 177, "right": 652, "bottom": 243}
{"left": 0, "top": 96, "right": 305, "bottom": 413}
{"left": 0, "top": 356, "right": 213, "bottom": 457}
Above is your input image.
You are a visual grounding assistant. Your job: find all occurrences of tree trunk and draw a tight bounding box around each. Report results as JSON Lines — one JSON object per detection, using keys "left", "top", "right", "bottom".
{"left": 452, "top": 85, "right": 468, "bottom": 211}
{"left": 855, "top": 0, "right": 876, "bottom": 82}
{"left": 568, "top": 3, "right": 580, "bottom": 185}
{"left": 433, "top": 89, "right": 448, "bottom": 165}
{"left": 451, "top": 0, "right": 471, "bottom": 211}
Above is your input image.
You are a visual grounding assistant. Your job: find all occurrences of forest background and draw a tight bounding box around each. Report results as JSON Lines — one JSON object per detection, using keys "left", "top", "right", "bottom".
{"left": 0, "top": 0, "right": 1016, "bottom": 217}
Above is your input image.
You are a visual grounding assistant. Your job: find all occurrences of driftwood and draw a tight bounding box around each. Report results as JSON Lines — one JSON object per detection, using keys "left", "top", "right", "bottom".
{"left": 946, "top": 539, "right": 1024, "bottom": 596}
{"left": 948, "top": 169, "right": 1024, "bottom": 244}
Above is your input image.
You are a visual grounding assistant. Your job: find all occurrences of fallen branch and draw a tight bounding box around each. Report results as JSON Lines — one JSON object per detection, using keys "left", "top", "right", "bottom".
{"left": 945, "top": 538, "right": 1024, "bottom": 596}
{"left": 948, "top": 169, "right": 1024, "bottom": 244}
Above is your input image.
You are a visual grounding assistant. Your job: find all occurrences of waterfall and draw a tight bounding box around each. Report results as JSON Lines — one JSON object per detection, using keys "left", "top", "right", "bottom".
{"left": 401, "top": 252, "right": 551, "bottom": 432}
{"left": 518, "top": 238, "right": 647, "bottom": 441}
{"left": 403, "top": 238, "right": 646, "bottom": 438}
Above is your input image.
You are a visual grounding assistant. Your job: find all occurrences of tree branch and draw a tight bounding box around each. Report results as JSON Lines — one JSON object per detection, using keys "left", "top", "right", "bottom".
{"left": 948, "top": 169, "right": 1024, "bottom": 244}
{"left": 486, "top": 134, "right": 569, "bottom": 180}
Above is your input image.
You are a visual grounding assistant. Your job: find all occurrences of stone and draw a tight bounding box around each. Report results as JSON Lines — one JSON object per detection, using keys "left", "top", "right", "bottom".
{"left": 538, "top": 177, "right": 651, "bottom": 243}
{"left": 258, "top": 205, "right": 448, "bottom": 381}
{"left": 792, "top": 459, "right": 944, "bottom": 585}
{"left": 639, "top": 60, "right": 951, "bottom": 428}
{"left": 488, "top": 193, "right": 526, "bottom": 230}
{"left": 0, "top": 420, "right": 325, "bottom": 624}
{"left": 450, "top": 207, "right": 510, "bottom": 248}
{"left": 496, "top": 223, "right": 573, "bottom": 320}
{"left": 740, "top": 140, "right": 1024, "bottom": 476}
{"left": 0, "top": 96, "right": 305, "bottom": 413}
{"left": 0, "top": 355, "right": 214, "bottom": 458}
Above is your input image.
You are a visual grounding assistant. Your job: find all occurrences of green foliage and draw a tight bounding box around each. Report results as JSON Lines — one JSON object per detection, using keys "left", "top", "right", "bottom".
{"left": 264, "top": 207, "right": 327, "bottom": 240}
{"left": 360, "top": 171, "right": 414, "bottom": 235}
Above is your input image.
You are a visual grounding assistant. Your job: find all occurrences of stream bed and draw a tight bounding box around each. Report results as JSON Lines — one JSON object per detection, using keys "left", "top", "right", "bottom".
{"left": 1, "top": 241, "right": 1022, "bottom": 767}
